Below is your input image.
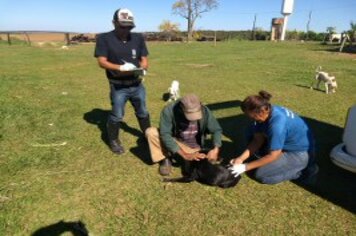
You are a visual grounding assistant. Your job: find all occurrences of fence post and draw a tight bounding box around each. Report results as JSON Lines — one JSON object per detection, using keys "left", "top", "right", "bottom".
{"left": 214, "top": 31, "right": 217, "bottom": 47}
{"left": 7, "top": 33, "right": 11, "bottom": 45}
{"left": 65, "top": 33, "right": 70, "bottom": 45}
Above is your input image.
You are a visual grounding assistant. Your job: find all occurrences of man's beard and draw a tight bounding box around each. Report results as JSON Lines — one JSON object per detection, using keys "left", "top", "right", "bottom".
{"left": 115, "top": 27, "right": 131, "bottom": 40}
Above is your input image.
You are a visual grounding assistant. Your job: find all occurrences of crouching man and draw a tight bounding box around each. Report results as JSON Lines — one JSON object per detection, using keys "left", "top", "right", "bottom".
{"left": 146, "top": 94, "right": 223, "bottom": 176}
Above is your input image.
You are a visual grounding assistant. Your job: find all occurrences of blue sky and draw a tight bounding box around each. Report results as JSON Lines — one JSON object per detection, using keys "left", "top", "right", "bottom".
{"left": 0, "top": 0, "right": 355, "bottom": 33}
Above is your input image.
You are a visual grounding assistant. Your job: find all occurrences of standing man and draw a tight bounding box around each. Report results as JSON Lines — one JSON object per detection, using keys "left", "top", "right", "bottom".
{"left": 146, "top": 94, "right": 223, "bottom": 176}
{"left": 94, "top": 8, "right": 151, "bottom": 155}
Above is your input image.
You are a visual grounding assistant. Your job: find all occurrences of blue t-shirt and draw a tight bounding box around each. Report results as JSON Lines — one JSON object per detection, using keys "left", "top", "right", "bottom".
{"left": 250, "top": 105, "right": 313, "bottom": 152}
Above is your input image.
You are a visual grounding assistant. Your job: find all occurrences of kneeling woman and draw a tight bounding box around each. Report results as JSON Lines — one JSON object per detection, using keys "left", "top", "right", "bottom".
{"left": 230, "top": 91, "right": 317, "bottom": 184}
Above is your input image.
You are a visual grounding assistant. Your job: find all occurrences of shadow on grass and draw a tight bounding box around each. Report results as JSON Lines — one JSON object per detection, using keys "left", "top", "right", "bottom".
{"left": 83, "top": 108, "right": 152, "bottom": 165}
{"left": 31, "top": 220, "right": 89, "bottom": 236}
{"left": 296, "top": 117, "right": 356, "bottom": 214}
{"left": 206, "top": 100, "right": 356, "bottom": 214}
{"left": 83, "top": 109, "right": 109, "bottom": 146}
{"left": 311, "top": 44, "right": 356, "bottom": 54}
{"left": 295, "top": 84, "right": 326, "bottom": 94}
{"left": 206, "top": 100, "right": 248, "bottom": 160}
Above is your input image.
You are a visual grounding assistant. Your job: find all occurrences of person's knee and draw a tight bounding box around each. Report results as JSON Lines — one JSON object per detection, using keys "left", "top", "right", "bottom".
{"left": 254, "top": 172, "right": 282, "bottom": 185}
{"left": 108, "top": 113, "right": 122, "bottom": 123}
{"left": 145, "top": 127, "right": 159, "bottom": 138}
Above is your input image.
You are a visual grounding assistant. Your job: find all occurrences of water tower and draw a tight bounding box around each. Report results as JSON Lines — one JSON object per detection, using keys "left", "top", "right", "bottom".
{"left": 280, "top": 0, "right": 294, "bottom": 41}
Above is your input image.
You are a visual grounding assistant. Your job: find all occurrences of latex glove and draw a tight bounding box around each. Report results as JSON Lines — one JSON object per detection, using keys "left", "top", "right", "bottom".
{"left": 229, "top": 164, "right": 247, "bottom": 177}
{"left": 119, "top": 62, "right": 137, "bottom": 71}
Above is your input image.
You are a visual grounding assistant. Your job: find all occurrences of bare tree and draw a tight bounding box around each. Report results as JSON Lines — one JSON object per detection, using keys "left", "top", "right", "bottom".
{"left": 159, "top": 20, "right": 180, "bottom": 41}
{"left": 172, "top": 0, "right": 218, "bottom": 41}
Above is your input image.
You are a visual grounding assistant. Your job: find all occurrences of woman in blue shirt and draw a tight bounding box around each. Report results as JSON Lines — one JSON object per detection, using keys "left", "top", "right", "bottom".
{"left": 230, "top": 91, "right": 318, "bottom": 185}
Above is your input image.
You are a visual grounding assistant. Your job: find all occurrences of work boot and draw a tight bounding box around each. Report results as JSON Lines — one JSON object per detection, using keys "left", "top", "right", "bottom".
{"left": 159, "top": 158, "right": 172, "bottom": 176}
{"left": 107, "top": 121, "right": 125, "bottom": 155}
{"left": 298, "top": 152, "right": 319, "bottom": 186}
{"left": 298, "top": 164, "right": 319, "bottom": 186}
{"left": 137, "top": 115, "right": 151, "bottom": 136}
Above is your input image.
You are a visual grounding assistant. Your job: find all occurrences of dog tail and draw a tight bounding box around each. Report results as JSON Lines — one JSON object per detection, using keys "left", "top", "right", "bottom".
{"left": 316, "top": 66, "right": 322, "bottom": 72}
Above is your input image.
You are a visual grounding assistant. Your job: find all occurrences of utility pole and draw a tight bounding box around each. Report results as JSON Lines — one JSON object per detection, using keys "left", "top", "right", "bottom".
{"left": 251, "top": 14, "right": 257, "bottom": 40}
{"left": 306, "top": 11, "right": 312, "bottom": 40}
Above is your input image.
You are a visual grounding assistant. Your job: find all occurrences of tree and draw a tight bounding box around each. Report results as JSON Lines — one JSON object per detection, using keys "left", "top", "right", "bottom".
{"left": 326, "top": 26, "right": 336, "bottom": 42}
{"left": 159, "top": 20, "right": 180, "bottom": 41}
{"left": 348, "top": 21, "right": 356, "bottom": 44}
{"left": 172, "top": 0, "right": 218, "bottom": 42}
{"left": 326, "top": 26, "right": 336, "bottom": 34}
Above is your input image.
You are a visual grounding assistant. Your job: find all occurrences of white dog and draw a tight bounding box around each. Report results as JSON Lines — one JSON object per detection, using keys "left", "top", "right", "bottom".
{"left": 168, "top": 80, "right": 180, "bottom": 102}
{"left": 311, "top": 66, "right": 337, "bottom": 94}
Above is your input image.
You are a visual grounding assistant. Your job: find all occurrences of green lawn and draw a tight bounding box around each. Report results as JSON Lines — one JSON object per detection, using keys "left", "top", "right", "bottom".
{"left": 1, "top": 40, "right": 355, "bottom": 235}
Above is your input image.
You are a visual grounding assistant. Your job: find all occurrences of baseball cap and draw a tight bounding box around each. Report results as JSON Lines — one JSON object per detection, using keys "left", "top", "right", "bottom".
{"left": 113, "top": 8, "right": 135, "bottom": 27}
{"left": 180, "top": 94, "right": 202, "bottom": 121}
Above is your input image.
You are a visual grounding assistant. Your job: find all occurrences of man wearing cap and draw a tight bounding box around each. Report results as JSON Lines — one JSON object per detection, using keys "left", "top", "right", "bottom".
{"left": 94, "top": 8, "right": 151, "bottom": 155}
{"left": 146, "top": 94, "right": 223, "bottom": 176}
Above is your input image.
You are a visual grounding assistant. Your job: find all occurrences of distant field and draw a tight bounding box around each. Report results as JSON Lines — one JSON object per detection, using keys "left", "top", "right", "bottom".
{"left": 0, "top": 41, "right": 355, "bottom": 235}
{"left": 0, "top": 32, "right": 96, "bottom": 43}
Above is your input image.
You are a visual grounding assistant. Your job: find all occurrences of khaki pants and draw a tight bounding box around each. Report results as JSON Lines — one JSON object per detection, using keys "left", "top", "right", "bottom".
{"left": 145, "top": 127, "right": 200, "bottom": 163}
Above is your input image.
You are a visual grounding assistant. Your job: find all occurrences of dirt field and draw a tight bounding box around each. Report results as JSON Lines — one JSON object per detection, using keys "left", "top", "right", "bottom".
{"left": 0, "top": 32, "right": 96, "bottom": 43}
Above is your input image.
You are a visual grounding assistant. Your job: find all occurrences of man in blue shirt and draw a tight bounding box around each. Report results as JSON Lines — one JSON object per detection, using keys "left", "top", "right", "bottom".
{"left": 94, "top": 8, "right": 150, "bottom": 155}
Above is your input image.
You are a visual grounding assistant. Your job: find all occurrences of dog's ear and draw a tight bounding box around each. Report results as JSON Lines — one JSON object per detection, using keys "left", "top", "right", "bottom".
{"left": 162, "top": 92, "right": 170, "bottom": 102}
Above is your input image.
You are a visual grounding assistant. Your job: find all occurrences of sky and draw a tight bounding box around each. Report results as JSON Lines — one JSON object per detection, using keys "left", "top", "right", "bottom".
{"left": 0, "top": 0, "right": 355, "bottom": 33}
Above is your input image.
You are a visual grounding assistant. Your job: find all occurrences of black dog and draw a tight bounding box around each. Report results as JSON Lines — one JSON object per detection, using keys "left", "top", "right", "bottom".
{"left": 163, "top": 159, "right": 241, "bottom": 188}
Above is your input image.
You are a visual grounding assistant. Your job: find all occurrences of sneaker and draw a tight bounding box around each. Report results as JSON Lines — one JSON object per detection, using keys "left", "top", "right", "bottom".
{"left": 159, "top": 158, "right": 172, "bottom": 176}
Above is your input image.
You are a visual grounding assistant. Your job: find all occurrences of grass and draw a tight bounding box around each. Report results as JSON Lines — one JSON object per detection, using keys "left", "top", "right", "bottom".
{"left": 1, "top": 40, "right": 356, "bottom": 235}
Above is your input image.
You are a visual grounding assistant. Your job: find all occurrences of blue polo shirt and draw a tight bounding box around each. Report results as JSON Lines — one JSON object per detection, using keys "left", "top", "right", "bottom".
{"left": 94, "top": 30, "right": 148, "bottom": 85}
{"left": 250, "top": 105, "right": 313, "bottom": 152}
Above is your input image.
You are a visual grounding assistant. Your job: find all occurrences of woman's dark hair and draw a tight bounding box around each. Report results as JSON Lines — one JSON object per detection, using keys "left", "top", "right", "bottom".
{"left": 241, "top": 90, "right": 272, "bottom": 113}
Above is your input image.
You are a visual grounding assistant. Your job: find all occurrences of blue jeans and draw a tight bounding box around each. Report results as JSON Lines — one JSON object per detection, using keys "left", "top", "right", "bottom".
{"left": 250, "top": 151, "right": 309, "bottom": 185}
{"left": 108, "top": 83, "right": 149, "bottom": 123}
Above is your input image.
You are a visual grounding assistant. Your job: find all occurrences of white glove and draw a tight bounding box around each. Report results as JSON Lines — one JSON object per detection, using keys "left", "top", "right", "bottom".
{"left": 119, "top": 62, "right": 137, "bottom": 71}
{"left": 142, "top": 69, "right": 147, "bottom": 76}
{"left": 229, "top": 164, "right": 247, "bottom": 177}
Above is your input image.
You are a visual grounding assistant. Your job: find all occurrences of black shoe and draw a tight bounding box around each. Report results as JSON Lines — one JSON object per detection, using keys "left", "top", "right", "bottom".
{"left": 298, "top": 164, "right": 319, "bottom": 186}
{"left": 109, "top": 140, "right": 125, "bottom": 155}
{"left": 159, "top": 158, "right": 172, "bottom": 176}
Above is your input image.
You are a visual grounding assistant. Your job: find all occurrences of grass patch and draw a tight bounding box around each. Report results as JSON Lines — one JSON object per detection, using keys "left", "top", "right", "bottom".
{"left": 1, "top": 41, "right": 356, "bottom": 235}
